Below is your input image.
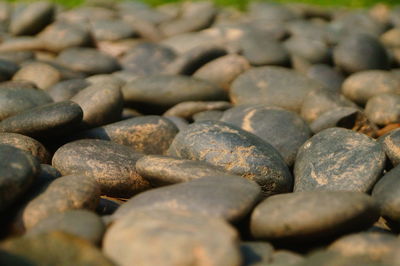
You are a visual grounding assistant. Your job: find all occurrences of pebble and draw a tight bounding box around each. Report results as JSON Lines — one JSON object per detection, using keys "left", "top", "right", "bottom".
{"left": 52, "top": 139, "right": 150, "bottom": 198}
{"left": 91, "top": 19, "right": 137, "bottom": 42}
{"left": 240, "top": 241, "right": 274, "bottom": 266}
{"left": 306, "top": 64, "right": 345, "bottom": 92}
{"left": 47, "top": 78, "right": 90, "bottom": 102}
{"left": 379, "top": 128, "right": 400, "bottom": 167}
{"left": 365, "top": 93, "right": 400, "bottom": 126}
{"left": 294, "top": 128, "right": 385, "bottom": 192}
{"left": 163, "top": 101, "right": 232, "bottom": 120}
{"left": 12, "top": 61, "right": 61, "bottom": 89}
{"left": 168, "top": 120, "right": 292, "bottom": 196}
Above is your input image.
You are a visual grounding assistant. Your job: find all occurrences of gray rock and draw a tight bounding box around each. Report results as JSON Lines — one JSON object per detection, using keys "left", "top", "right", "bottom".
{"left": 240, "top": 241, "right": 274, "bottom": 266}
{"left": 285, "top": 36, "right": 331, "bottom": 64}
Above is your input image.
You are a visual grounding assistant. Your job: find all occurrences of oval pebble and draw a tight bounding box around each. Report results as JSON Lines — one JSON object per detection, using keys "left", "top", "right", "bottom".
{"left": 365, "top": 93, "right": 400, "bottom": 126}
{"left": 379, "top": 128, "right": 400, "bottom": 167}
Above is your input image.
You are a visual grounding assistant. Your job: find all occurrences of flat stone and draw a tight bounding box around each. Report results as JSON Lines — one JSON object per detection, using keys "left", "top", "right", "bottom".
{"left": 163, "top": 101, "right": 232, "bottom": 120}
{"left": 378, "top": 128, "right": 400, "bottom": 167}
{"left": 1, "top": 232, "right": 114, "bottom": 266}
{"left": 91, "top": 19, "right": 136, "bottom": 42}
{"left": 104, "top": 209, "right": 241, "bottom": 266}
{"left": 365, "top": 93, "right": 400, "bottom": 126}
{"left": 136, "top": 155, "right": 230, "bottom": 186}
{"left": 250, "top": 191, "right": 380, "bottom": 242}
{"left": 167, "top": 120, "right": 292, "bottom": 196}
{"left": 220, "top": 104, "right": 311, "bottom": 166}
{"left": 0, "top": 133, "right": 50, "bottom": 163}
{"left": 22, "top": 174, "right": 100, "bottom": 229}
{"left": 0, "top": 101, "right": 83, "bottom": 139}
{"left": 27, "top": 210, "right": 105, "bottom": 245}
{"left": 294, "top": 128, "right": 385, "bottom": 192}
{"left": 230, "top": 66, "right": 322, "bottom": 113}
{"left": 0, "top": 144, "right": 40, "bottom": 212}
{"left": 47, "top": 79, "right": 89, "bottom": 102}
{"left": 0, "top": 86, "right": 53, "bottom": 121}
{"left": 70, "top": 82, "right": 123, "bottom": 128}
{"left": 52, "top": 139, "right": 150, "bottom": 198}
{"left": 76, "top": 115, "right": 178, "bottom": 155}
{"left": 342, "top": 70, "right": 400, "bottom": 106}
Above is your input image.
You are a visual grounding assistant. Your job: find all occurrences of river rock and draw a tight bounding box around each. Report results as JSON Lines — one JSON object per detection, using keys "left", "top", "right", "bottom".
{"left": 240, "top": 241, "right": 274, "bottom": 266}
{"left": 47, "top": 79, "right": 89, "bottom": 102}
{"left": 12, "top": 61, "right": 61, "bottom": 90}
{"left": 164, "top": 101, "right": 232, "bottom": 120}
{"left": 379, "top": 129, "right": 400, "bottom": 167}
{"left": 365, "top": 93, "right": 400, "bottom": 126}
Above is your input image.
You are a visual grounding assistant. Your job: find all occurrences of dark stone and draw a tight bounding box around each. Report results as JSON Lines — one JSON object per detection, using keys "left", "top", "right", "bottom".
{"left": 167, "top": 120, "right": 292, "bottom": 196}
{"left": 220, "top": 105, "right": 311, "bottom": 166}
{"left": 91, "top": 19, "right": 136, "bottom": 42}
{"left": 0, "top": 87, "right": 53, "bottom": 121}
{"left": 96, "top": 196, "right": 120, "bottom": 215}
{"left": 0, "top": 101, "right": 83, "bottom": 139}
{"left": 0, "top": 133, "right": 50, "bottom": 163}
{"left": 294, "top": 128, "right": 385, "bottom": 192}
{"left": 230, "top": 66, "right": 322, "bottom": 113}
{"left": 250, "top": 191, "right": 380, "bottom": 242}
{"left": 52, "top": 139, "right": 150, "bottom": 198}
{"left": 306, "top": 64, "right": 345, "bottom": 93}
{"left": 76, "top": 115, "right": 178, "bottom": 155}
{"left": 0, "top": 59, "right": 19, "bottom": 82}
{"left": 331, "top": 11, "right": 387, "bottom": 37}
{"left": 365, "top": 93, "right": 400, "bottom": 126}
{"left": 47, "top": 79, "right": 89, "bottom": 102}
{"left": 0, "top": 144, "right": 40, "bottom": 212}
{"left": 164, "top": 115, "right": 188, "bottom": 131}
{"left": 379, "top": 129, "right": 400, "bottom": 167}
{"left": 333, "top": 33, "right": 389, "bottom": 73}
{"left": 164, "top": 101, "right": 232, "bottom": 120}
{"left": 240, "top": 241, "right": 274, "bottom": 266}
{"left": 12, "top": 62, "right": 61, "bottom": 90}
{"left": 57, "top": 47, "right": 120, "bottom": 75}
{"left": 135, "top": 155, "right": 228, "bottom": 186}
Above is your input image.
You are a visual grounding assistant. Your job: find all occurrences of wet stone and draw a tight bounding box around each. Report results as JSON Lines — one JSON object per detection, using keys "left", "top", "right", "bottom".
{"left": 230, "top": 66, "right": 322, "bottom": 113}
{"left": 294, "top": 128, "right": 385, "bottom": 192}
{"left": 167, "top": 120, "right": 293, "bottom": 196}
{"left": 250, "top": 191, "right": 380, "bottom": 243}
{"left": 27, "top": 210, "right": 105, "bottom": 245}
{"left": 365, "top": 93, "right": 400, "bottom": 126}
{"left": 91, "top": 19, "right": 136, "bottom": 42}
{"left": 0, "top": 133, "right": 50, "bottom": 164}
{"left": 136, "top": 155, "right": 229, "bottom": 186}
{"left": 1, "top": 232, "right": 114, "bottom": 266}
{"left": 164, "top": 101, "right": 232, "bottom": 120}
{"left": 0, "top": 144, "right": 40, "bottom": 212}
{"left": 47, "top": 79, "right": 89, "bottom": 102}
{"left": 0, "top": 101, "right": 83, "bottom": 139}
{"left": 52, "top": 139, "right": 150, "bottom": 198}
{"left": 220, "top": 104, "right": 311, "bottom": 166}
{"left": 21, "top": 174, "right": 100, "bottom": 230}
{"left": 76, "top": 115, "right": 178, "bottom": 155}
{"left": 342, "top": 70, "right": 400, "bottom": 106}
{"left": 379, "top": 128, "right": 400, "bottom": 167}
{"left": 12, "top": 62, "right": 61, "bottom": 90}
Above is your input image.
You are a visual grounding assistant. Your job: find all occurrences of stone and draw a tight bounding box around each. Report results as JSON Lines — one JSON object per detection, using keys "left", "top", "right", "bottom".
{"left": 220, "top": 105, "right": 311, "bottom": 166}
{"left": 284, "top": 36, "right": 331, "bottom": 64}
{"left": 287, "top": 20, "right": 339, "bottom": 45}
{"left": 298, "top": 250, "right": 383, "bottom": 266}
{"left": 193, "top": 110, "right": 224, "bottom": 121}
{"left": 9, "top": 2, "right": 54, "bottom": 36}
{"left": 103, "top": 209, "right": 241, "bottom": 266}
{"left": 0, "top": 133, "right": 50, "bottom": 164}
{"left": 113, "top": 175, "right": 261, "bottom": 223}
{"left": 0, "top": 59, "right": 20, "bottom": 82}
{"left": 52, "top": 139, "right": 150, "bottom": 198}
{"left": 294, "top": 128, "right": 385, "bottom": 192}
{"left": 270, "top": 250, "right": 304, "bottom": 266}
{"left": 365, "top": 93, "right": 400, "bottom": 126}
{"left": 0, "top": 87, "right": 53, "bottom": 121}
{"left": 27, "top": 210, "right": 105, "bottom": 245}
{"left": 248, "top": 2, "right": 298, "bottom": 21}
{"left": 57, "top": 47, "right": 120, "bottom": 75}
{"left": 240, "top": 241, "right": 274, "bottom": 266}
{"left": 0, "top": 101, "right": 83, "bottom": 139}
{"left": 0, "top": 144, "right": 40, "bottom": 212}
{"left": 136, "top": 155, "right": 229, "bottom": 186}
{"left": 164, "top": 101, "right": 232, "bottom": 120}
{"left": 306, "top": 64, "right": 345, "bottom": 93}
{"left": 1, "top": 232, "right": 114, "bottom": 266}
{"left": 250, "top": 191, "right": 380, "bottom": 242}
{"left": 0, "top": 51, "right": 34, "bottom": 64}
{"left": 122, "top": 75, "right": 226, "bottom": 113}
{"left": 91, "top": 19, "right": 136, "bottom": 42}
{"left": 193, "top": 54, "right": 250, "bottom": 91}
{"left": 333, "top": 33, "right": 389, "bottom": 73}
{"left": 12, "top": 62, "right": 61, "bottom": 90}
{"left": 76, "top": 115, "right": 178, "bottom": 155}
{"left": 381, "top": 28, "right": 400, "bottom": 48}
{"left": 21, "top": 174, "right": 100, "bottom": 229}
{"left": 164, "top": 116, "right": 188, "bottom": 131}
{"left": 167, "top": 120, "right": 292, "bottom": 196}
{"left": 47, "top": 79, "right": 89, "bottom": 102}
{"left": 0, "top": 35, "right": 45, "bottom": 52}
{"left": 331, "top": 11, "right": 387, "bottom": 37}
{"left": 379, "top": 128, "right": 400, "bottom": 167}
{"left": 230, "top": 66, "right": 322, "bottom": 113}
{"left": 342, "top": 70, "right": 400, "bottom": 106}
{"left": 86, "top": 74, "right": 125, "bottom": 88}
{"left": 57, "top": 6, "right": 117, "bottom": 24}
{"left": 70, "top": 82, "right": 123, "bottom": 128}
{"left": 96, "top": 196, "right": 120, "bottom": 216}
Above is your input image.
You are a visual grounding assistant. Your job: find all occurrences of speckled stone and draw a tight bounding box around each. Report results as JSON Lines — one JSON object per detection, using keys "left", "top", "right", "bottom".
{"left": 27, "top": 210, "right": 105, "bottom": 245}
{"left": 91, "top": 19, "right": 136, "bottom": 42}
{"left": 136, "top": 155, "right": 228, "bottom": 186}
{"left": 52, "top": 139, "right": 150, "bottom": 198}
{"left": 167, "top": 120, "right": 292, "bottom": 196}
{"left": 0, "top": 133, "right": 50, "bottom": 163}
{"left": 112, "top": 175, "right": 261, "bottom": 222}
{"left": 342, "top": 70, "right": 400, "bottom": 106}
{"left": 0, "top": 144, "right": 40, "bottom": 212}
{"left": 70, "top": 82, "right": 123, "bottom": 128}
{"left": 21, "top": 174, "right": 100, "bottom": 229}
{"left": 104, "top": 209, "right": 241, "bottom": 266}
{"left": 164, "top": 101, "right": 232, "bottom": 120}
{"left": 122, "top": 75, "right": 226, "bottom": 113}
{"left": 1, "top": 232, "right": 114, "bottom": 266}
{"left": 250, "top": 191, "right": 380, "bottom": 242}
{"left": 379, "top": 128, "right": 400, "bottom": 167}
{"left": 328, "top": 232, "right": 398, "bottom": 261}
{"left": 0, "top": 101, "right": 83, "bottom": 139}
{"left": 220, "top": 105, "right": 311, "bottom": 166}
{"left": 365, "top": 93, "right": 400, "bottom": 126}
{"left": 47, "top": 79, "right": 89, "bottom": 102}
{"left": 57, "top": 47, "right": 120, "bottom": 75}
{"left": 0, "top": 87, "right": 53, "bottom": 121}
{"left": 294, "top": 128, "right": 385, "bottom": 192}
{"left": 240, "top": 241, "right": 274, "bottom": 266}
{"left": 230, "top": 66, "right": 322, "bottom": 113}
{"left": 77, "top": 115, "right": 178, "bottom": 155}
{"left": 9, "top": 2, "right": 55, "bottom": 36}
